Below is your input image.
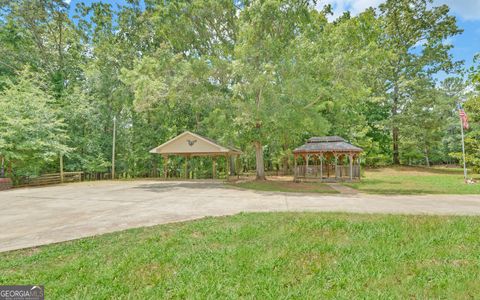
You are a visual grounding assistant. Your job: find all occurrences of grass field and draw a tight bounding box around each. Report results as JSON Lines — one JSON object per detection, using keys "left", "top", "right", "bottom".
{"left": 1, "top": 213, "right": 479, "bottom": 299}
{"left": 346, "top": 167, "right": 480, "bottom": 194}
{"left": 232, "top": 180, "right": 338, "bottom": 193}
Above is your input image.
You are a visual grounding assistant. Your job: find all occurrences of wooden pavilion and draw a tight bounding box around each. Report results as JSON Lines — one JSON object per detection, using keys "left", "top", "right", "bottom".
{"left": 149, "top": 131, "right": 242, "bottom": 179}
{"left": 293, "top": 136, "right": 362, "bottom": 182}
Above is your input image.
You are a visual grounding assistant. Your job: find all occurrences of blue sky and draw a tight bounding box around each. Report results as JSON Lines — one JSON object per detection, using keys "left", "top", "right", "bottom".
{"left": 67, "top": 0, "right": 480, "bottom": 71}
{"left": 316, "top": 0, "right": 480, "bottom": 72}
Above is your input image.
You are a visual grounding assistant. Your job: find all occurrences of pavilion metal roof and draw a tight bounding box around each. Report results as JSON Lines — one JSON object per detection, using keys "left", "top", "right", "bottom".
{"left": 293, "top": 136, "right": 363, "bottom": 153}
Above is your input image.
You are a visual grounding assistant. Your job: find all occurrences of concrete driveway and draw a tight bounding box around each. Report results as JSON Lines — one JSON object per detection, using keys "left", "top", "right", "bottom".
{"left": 1, "top": 180, "right": 480, "bottom": 252}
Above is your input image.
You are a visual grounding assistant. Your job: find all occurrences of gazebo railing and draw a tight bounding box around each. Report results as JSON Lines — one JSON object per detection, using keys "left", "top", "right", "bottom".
{"left": 295, "top": 165, "right": 360, "bottom": 180}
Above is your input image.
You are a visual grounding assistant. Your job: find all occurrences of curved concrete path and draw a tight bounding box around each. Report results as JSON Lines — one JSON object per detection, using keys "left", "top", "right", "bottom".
{"left": 1, "top": 180, "right": 480, "bottom": 252}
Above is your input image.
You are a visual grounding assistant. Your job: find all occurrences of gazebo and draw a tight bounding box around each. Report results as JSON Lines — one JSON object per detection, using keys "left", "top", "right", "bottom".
{"left": 149, "top": 131, "right": 242, "bottom": 179}
{"left": 293, "top": 136, "right": 362, "bottom": 182}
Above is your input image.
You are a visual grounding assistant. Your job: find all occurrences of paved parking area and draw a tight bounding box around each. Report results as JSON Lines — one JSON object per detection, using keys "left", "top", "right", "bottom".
{"left": 1, "top": 180, "right": 480, "bottom": 252}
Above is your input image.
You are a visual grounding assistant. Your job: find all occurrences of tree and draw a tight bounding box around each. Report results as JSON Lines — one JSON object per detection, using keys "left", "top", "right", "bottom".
{"left": 0, "top": 0, "right": 83, "bottom": 96}
{"left": 378, "top": 0, "right": 462, "bottom": 164}
{"left": 399, "top": 78, "right": 451, "bottom": 166}
{"left": 0, "top": 0, "right": 473, "bottom": 181}
{"left": 449, "top": 56, "right": 480, "bottom": 172}
{"left": 233, "top": 0, "right": 313, "bottom": 180}
{"left": 0, "top": 69, "right": 70, "bottom": 179}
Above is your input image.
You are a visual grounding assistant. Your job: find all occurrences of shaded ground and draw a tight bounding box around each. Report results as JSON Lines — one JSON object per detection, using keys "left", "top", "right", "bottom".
{"left": 231, "top": 180, "right": 338, "bottom": 193}
{"left": 2, "top": 180, "right": 480, "bottom": 252}
{"left": 1, "top": 213, "right": 479, "bottom": 299}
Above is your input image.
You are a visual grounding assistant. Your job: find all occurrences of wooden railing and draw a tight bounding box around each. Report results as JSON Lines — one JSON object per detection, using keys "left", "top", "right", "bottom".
{"left": 16, "top": 172, "right": 83, "bottom": 187}
{"left": 295, "top": 165, "right": 360, "bottom": 179}
{"left": 81, "top": 172, "right": 111, "bottom": 181}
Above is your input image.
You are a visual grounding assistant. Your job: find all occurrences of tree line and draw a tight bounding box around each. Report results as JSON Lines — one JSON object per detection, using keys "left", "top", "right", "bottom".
{"left": 0, "top": 0, "right": 479, "bottom": 181}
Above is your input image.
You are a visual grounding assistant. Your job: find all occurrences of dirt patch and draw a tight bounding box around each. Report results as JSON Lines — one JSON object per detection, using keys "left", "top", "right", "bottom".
{"left": 267, "top": 176, "right": 295, "bottom": 182}
{"left": 275, "top": 181, "right": 324, "bottom": 191}
{"left": 232, "top": 179, "right": 337, "bottom": 193}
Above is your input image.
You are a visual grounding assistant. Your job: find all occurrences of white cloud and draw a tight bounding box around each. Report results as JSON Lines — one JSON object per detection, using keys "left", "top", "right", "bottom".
{"left": 435, "top": 0, "right": 480, "bottom": 21}
{"left": 316, "top": 0, "right": 480, "bottom": 21}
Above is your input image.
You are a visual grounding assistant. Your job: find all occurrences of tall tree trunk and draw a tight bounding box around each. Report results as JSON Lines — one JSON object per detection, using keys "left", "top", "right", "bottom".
{"left": 0, "top": 156, "right": 4, "bottom": 177}
{"left": 392, "top": 126, "right": 400, "bottom": 164}
{"left": 8, "top": 161, "right": 12, "bottom": 179}
{"left": 153, "top": 158, "right": 158, "bottom": 177}
{"left": 254, "top": 141, "right": 266, "bottom": 180}
{"left": 392, "top": 84, "right": 400, "bottom": 165}
{"left": 282, "top": 143, "right": 289, "bottom": 175}
{"left": 424, "top": 147, "right": 430, "bottom": 167}
{"left": 282, "top": 156, "right": 289, "bottom": 175}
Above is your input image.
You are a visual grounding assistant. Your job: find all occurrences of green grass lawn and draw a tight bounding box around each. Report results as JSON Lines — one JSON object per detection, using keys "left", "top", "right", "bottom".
{"left": 231, "top": 180, "right": 338, "bottom": 193}
{"left": 346, "top": 167, "right": 480, "bottom": 194}
{"left": 1, "top": 213, "right": 479, "bottom": 299}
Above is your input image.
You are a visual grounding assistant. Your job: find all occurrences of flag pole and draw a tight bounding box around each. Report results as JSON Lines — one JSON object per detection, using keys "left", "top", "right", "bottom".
{"left": 458, "top": 105, "right": 467, "bottom": 182}
{"left": 112, "top": 116, "right": 116, "bottom": 180}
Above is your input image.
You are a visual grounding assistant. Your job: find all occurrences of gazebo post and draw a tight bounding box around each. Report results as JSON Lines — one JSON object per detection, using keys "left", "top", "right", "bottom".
{"left": 162, "top": 154, "right": 168, "bottom": 179}
{"left": 338, "top": 155, "right": 343, "bottom": 178}
{"left": 319, "top": 154, "right": 323, "bottom": 181}
{"left": 357, "top": 156, "right": 361, "bottom": 179}
{"left": 226, "top": 154, "right": 230, "bottom": 181}
{"left": 334, "top": 153, "right": 339, "bottom": 179}
{"left": 349, "top": 153, "right": 354, "bottom": 181}
{"left": 326, "top": 155, "right": 330, "bottom": 178}
{"left": 305, "top": 154, "right": 309, "bottom": 178}
{"left": 293, "top": 154, "right": 297, "bottom": 180}
{"left": 229, "top": 155, "right": 235, "bottom": 176}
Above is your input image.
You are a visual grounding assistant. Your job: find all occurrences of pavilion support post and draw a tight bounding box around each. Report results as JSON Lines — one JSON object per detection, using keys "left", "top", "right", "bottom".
{"left": 184, "top": 156, "right": 188, "bottom": 179}
{"left": 162, "top": 155, "right": 168, "bottom": 179}
{"left": 212, "top": 157, "right": 217, "bottom": 179}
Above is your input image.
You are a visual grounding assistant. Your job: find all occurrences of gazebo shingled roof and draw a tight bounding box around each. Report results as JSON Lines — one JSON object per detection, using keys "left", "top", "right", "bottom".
{"left": 292, "top": 136, "right": 363, "bottom": 182}
{"left": 293, "top": 136, "right": 362, "bottom": 153}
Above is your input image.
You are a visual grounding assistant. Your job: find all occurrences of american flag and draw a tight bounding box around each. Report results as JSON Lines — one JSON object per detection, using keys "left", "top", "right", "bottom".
{"left": 458, "top": 103, "right": 469, "bottom": 130}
